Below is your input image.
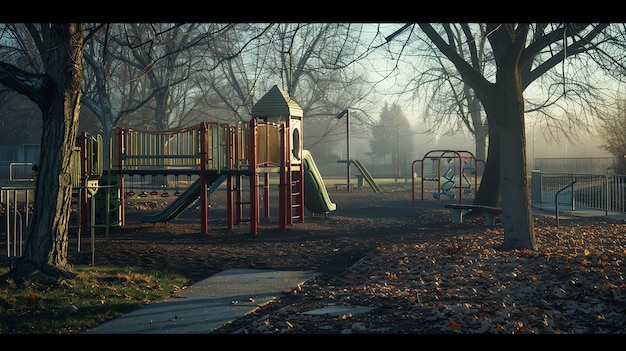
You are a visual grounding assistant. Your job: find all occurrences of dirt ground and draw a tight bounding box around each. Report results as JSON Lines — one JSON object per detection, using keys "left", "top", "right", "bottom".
{"left": 67, "top": 184, "right": 626, "bottom": 334}
{"left": 69, "top": 184, "right": 434, "bottom": 283}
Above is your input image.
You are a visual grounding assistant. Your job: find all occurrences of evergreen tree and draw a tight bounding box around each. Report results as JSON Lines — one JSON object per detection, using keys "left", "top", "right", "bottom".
{"left": 368, "top": 102, "right": 415, "bottom": 177}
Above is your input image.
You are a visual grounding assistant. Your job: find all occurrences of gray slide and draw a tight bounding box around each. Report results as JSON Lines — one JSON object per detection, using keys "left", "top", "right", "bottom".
{"left": 141, "top": 174, "right": 227, "bottom": 223}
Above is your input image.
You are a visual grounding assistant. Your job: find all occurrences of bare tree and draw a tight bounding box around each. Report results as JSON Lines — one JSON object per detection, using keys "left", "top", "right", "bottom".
{"left": 258, "top": 23, "right": 380, "bottom": 160}
{"left": 358, "top": 23, "right": 626, "bottom": 250}
{"left": 195, "top": 23, "right": 379, "bottom": 162}
{"left": 93, "top": 23, "right": 229, "bottom": 131}
{"left": 395, "top": 24, "right": 490, "bottom": 174}
{"left": 598, "top": 98, "right": 626, "bottom": 173}
{"left": 407, "top": 23, "right": 626, "bottom": 250}
{"left": 0, "top": 23, "right": 99, "bottom": 284}
{"left": 193, "top": 23, "right": 277, "bottom": 123}
{"left": 0, "top": 90, "right": 41, "bottom": 146}
{"left": 80, "top": 23, "right": 233, "bottom": 171}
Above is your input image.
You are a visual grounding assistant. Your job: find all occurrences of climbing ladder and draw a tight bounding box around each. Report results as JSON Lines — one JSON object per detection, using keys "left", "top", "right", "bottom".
{"left": 228, "top": 174, "right": 251, "bottom": 227}
{"left": 288, "top": 168, "right": 304, "bottom": 225}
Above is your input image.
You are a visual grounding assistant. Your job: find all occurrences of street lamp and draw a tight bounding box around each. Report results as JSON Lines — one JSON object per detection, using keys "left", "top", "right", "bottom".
{"left": 336, "top": 109, "right": 350, "bottom": 192}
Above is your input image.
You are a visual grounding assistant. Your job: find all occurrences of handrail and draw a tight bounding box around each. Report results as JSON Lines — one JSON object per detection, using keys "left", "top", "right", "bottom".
{"left": 2, "top": 183, "right": 119, "bottom": 265}
{"left": 555, "top": 179, "right": 577, "bottom": 227}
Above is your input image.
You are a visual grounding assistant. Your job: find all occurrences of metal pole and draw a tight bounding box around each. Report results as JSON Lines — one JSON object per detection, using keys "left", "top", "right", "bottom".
{"left": 555, "top": 179, "right": 576, "bottom": 227}
{"left": 346, "top": 110, "right": 350, "bottom": 192}
{"left": 336, "top": 109, "right": 350, "bottom": 192}
{"left": 91, "top": 191, "right": 95, "bottom": 266}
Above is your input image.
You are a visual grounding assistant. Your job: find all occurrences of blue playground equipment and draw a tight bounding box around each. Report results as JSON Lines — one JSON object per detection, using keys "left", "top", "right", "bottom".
{"left": 434, "top": 158, "right": 456, "bottom": 199}
{"left": 412, "top": 150, "right": 484, "bottom": 204}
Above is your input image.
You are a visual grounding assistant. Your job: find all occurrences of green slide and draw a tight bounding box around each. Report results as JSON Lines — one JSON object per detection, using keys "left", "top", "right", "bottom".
{"left": 352, "top": 160, "right": 382, "bottom": 193}
{"left": 141, "top": 174, "right": 227, "bottom": 223}
{"left": 302, "top": 150, "right": 336, "bottom": 214}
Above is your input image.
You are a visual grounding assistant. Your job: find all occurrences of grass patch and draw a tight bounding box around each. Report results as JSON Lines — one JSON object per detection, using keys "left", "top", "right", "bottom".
{"left": 0, "top": 265, "right": 188, "bottom": 334}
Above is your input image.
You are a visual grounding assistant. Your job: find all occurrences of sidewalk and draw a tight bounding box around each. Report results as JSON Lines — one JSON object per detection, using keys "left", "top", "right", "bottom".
{"left": 85, "top": 268, "right": 317, "bottom": 334}
{"left": 532, "top": 203, "right": 626, "bottom": 222}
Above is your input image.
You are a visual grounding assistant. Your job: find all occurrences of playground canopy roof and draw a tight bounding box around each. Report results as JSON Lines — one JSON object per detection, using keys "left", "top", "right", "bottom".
{"left": 251, "top": 85, "right": 303, "bottom": 121}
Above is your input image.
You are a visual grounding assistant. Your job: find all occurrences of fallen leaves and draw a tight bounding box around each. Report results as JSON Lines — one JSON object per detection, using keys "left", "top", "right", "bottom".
{"left": 216, "top": 215, "right": 626, "bottom": 334}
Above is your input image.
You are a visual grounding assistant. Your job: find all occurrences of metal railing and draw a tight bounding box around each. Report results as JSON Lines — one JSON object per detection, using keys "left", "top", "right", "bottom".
{"left": 1, "top": 183, "right": 120, "bottom": 265}
{"left": 5, "top": 171, "right": 622, "bottom": 264}
{"left": 555, "top": 180, "right": 577, "bottom": 227}
{"left": 531, "top": 170, "right": 626, "bottom": 216}
{"left": 1, "top": 186, "right": 35, "bottom": 263}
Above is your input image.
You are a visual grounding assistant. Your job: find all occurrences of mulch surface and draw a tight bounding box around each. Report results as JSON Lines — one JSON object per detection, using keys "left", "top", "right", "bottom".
{"left": 67, "top": 185, "right": 626, "bottom": 334}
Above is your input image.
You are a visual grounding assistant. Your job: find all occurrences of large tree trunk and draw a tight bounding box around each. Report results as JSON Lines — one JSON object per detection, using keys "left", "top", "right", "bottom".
{"left": 1, "top": 24, "right": 85, "bottom": 284}
{"left": 494, "top": 63, "right": 536, "bottom": 251}
{"left": 469, "top": 23, "right": 536, "bottom": 251}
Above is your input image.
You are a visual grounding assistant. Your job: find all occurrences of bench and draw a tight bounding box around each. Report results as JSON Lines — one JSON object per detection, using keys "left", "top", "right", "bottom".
{"left": 355, "top": 174, "right": 365, "bottom": 187}
{"left": 444, "top": 203, "right": 503, "bottom": 227}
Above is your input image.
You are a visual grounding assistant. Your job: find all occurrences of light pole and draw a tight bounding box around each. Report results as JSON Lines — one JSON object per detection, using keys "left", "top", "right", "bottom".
{"left": 533, "top": 123, "right": 535, "bottom": 169}
{"left": 336, "top": 109, "right": 350, "bottom": 192}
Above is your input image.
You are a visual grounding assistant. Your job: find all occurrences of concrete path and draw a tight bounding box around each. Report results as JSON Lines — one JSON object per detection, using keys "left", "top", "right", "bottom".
{"left": 85, "top": 268, "right": 316, "bottom": 334}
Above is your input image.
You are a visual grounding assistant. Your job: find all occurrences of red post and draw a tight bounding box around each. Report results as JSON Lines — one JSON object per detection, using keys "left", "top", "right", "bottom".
{"left": 263, "top": 173, "right": 270, "bottom": 218}
{"left": 279, "top": 124, "right": 287, "bottom": 230}
{"left": 199, "top": 122, "right": 209, "bottom": 234}
{"left": 249, "top": 118, "right": 258, "bottom": 235}
{"left": 227, "top": 174, "right": 234, "bottom": 230}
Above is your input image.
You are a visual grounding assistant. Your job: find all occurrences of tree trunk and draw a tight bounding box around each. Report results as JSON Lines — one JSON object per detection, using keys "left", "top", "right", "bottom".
{"left": 493, "top": 66, "right": 536, "bottom": 251}
{"left": 1, "top": 24, "right": 85, "bottom": 285}
{"left": 473, "top": 120, "right": 500, "bottom": 206}
{"left": 473, "top": 123, "right": 488, "bottom": 177}
{"left": 468, "top": 95, "right": 488, "bottom": 177}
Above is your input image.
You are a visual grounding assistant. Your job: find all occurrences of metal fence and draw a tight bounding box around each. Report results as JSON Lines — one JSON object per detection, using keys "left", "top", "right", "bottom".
{"left": 4, "top": 171, "right": 624, "bottom": 264}
{"left": 531, "top": 170, "right": 626, "bottom": 215}
{"left": 1, "top": 186, "right": 35, "bottom": 262}
{"left": 533, "top": 157, "right": 615, "bottom": 173}
{"left": 1, "top": 183, "right": 119, "bottom": 265}
{"left": 534, "top": 157, "right": 616, "bottom": 174}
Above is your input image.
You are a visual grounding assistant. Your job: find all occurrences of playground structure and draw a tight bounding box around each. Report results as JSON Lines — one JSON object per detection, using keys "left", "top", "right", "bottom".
{"left": 105, "top": 85, "right": 335, "bottom": 235}
{"left": 411, "top": 150, "right": 484, "bottom": 204}
{"left": 2, "top": 85, "right": 339, "bottom": 264}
